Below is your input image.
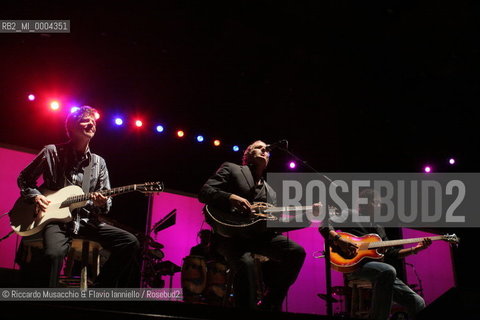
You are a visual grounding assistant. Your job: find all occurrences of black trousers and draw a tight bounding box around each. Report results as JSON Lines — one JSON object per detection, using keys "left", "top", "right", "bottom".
{"left": 215, "top": 232, "right": 306, "bottom": 310}
{"left": 41, "top": 220, "right": 140, "bottom": 288}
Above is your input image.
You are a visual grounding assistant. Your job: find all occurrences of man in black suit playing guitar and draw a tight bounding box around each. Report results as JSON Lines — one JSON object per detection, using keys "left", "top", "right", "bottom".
{"left": 16, "top": 106, "right": 140, "bottom": 287}
{"left": 199, "top": 140, "right": 306, "bottom": 311}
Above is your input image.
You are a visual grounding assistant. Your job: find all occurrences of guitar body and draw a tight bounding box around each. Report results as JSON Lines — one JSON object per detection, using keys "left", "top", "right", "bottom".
{"left": 9, "top": 185, "right": 86, "bottom": 236}
{"left": 204, "top": 202, "right": 312, "bottom": 238}
{"left": 329, "top": 232, "right": 384, "bottom": 273}
{"left": 203, "top": 203, "right": 274, "bottom": 238}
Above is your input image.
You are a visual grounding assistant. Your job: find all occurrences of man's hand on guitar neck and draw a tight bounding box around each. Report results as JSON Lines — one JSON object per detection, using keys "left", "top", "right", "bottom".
{"left": 411, "top": 238, "right": 433, "bottom": 254}
{"left": 229, "top": 194, "right": 252, "bottom": 215}
{"left": 91, "top": 192, "right": 109, "bottom": 207}
{"left": 34, "top": 194, "right": 51, "bottom": 219}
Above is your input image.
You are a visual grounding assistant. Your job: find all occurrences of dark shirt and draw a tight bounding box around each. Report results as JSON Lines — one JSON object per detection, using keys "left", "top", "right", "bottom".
{"left": 17, "top": 143, "right": 112, "bottom": 219}
{"left": 199, "top": 162, "right": 278, "bottom": 238}
{"left": 253, "top": 180, "right": 267, "bottom": 202}
{"left": 199, "top": 162, "right": 275, "bottom": 211}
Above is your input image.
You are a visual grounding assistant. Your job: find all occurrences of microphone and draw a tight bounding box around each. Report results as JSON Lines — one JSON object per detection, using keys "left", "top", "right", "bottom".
{"left": 85, "top": 123, "right": 94, "bottom": 131}
{"left": 266, "top": 139, "right": 288, "bottom": 152}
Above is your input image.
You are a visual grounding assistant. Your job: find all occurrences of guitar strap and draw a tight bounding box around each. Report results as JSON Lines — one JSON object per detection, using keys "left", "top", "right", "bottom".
{"left": 81, "top": 155, "right": 94, "bottom": 194}
{"left": 73, "top": 156, "right": 94, "bottom": 234}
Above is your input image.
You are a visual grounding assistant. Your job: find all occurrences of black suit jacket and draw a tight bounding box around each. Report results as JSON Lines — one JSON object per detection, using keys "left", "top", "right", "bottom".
{"left": 198, "top": 162, "right": 277, "bottom": 211}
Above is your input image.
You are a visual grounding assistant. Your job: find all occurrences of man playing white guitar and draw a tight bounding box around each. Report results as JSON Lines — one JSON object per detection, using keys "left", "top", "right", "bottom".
{"left": 17, "top": 106, "right": 140, "bottom": 287}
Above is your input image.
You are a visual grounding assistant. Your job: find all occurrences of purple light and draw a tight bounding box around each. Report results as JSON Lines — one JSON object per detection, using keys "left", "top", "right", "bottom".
{"left": 114, "top": 118, "right": 123, "bottom": 126}
{"left": 70, "top": 106, "right": 80, "bottom": 113}
{"left": 424, "top": 166, "right": 431, "bottom": 173}
{"left": 289, "top": 161, "right": 296, "bottom": 169}
{"left": 28, "top": 94, "right": 35, "bottom": 101}
{"left": 449, "top": 158, "right": 455, "bottom": 165}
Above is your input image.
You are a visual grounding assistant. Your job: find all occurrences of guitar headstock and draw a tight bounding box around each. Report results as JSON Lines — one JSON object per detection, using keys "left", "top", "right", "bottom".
{"left": 443, "top": 233, "right": 460, "bottom": 245}
{"left": 137, "top": 182, "right": 164, "bottom": 194}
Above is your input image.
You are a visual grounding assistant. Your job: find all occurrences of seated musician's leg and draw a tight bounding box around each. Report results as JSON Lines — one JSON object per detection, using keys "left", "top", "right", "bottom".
{"left": 79, "top": 221, "right": 140, "bottom": 287}
{"left": 214, "top": 235, "right": 257, "bottom": 309}
{"left": 392, "top": 277, "right": 425, "bottom": 318}
{"left": 348, "top": 261, "right": 397, "bottom": 320}
{"left": 43, "top": 223, "right": 72, "bottom": 287}
{"left": 256, "top": 233, "right": 306, "bottom": 311}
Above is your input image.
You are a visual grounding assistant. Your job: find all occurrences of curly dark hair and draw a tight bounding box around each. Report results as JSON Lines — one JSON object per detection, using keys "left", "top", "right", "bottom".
{"left": 65, "top": 106, "right": 98, "bottom": 138}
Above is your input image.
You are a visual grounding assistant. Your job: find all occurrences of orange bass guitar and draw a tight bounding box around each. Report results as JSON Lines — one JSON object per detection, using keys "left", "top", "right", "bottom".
{"left": 329, "top": 231, "right": 459, "bottom": 273}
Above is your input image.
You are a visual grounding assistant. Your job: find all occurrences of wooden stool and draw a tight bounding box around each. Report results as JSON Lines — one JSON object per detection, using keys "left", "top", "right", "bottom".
{"left": 223, "top": 253, "right": 269, "bottom": 307}
{"left": 64, "top": 237, "right": 102, "bottom": 289}
{"left": 21, "top": 236, "right": 102, "bottom": 289}
{"left": 347, "top": 279, "right": 372, "bottom": 319}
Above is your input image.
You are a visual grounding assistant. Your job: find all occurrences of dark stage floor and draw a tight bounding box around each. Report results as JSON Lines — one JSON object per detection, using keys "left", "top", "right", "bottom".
{"left": 0, "top": 300, "right": 351, "bottom": 320}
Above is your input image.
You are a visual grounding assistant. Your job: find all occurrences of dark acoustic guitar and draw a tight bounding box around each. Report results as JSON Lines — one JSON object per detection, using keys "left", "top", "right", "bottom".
{"left": 203, "top": 202, "right": 329, "bottom": 238}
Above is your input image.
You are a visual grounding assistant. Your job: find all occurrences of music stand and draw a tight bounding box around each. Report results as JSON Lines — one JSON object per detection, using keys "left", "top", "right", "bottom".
{"left": 153, "top": 209, "right": 177, "bottom": 234}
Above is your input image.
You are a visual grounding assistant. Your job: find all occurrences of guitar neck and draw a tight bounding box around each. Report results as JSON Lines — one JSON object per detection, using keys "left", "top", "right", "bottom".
{"left": 265, "top": 205, "right": 313, "bottom": 213}
{"left": 64, "top": 184, "right": 139, "bottom": 206}
{"left": 368, "top": 235, "right": 446, "bottom": 249}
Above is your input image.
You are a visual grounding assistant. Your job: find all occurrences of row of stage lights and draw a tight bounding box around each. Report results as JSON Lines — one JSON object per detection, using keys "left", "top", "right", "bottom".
{"left": 29, "top": 95, "right": 241, "bottom": 152}
{"left": 28, "top": 94, "right": 457, "bottom": 172}
{"left": 423, "top": 158, "right": 456, "bottom": 173}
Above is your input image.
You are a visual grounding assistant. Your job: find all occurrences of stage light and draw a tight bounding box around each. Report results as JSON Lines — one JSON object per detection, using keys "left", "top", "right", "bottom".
{"left": 213, "top": 139, "right": 221, "bottom": 147}
{"left": 50, "top": 101, "right": 60, "bottom": 111}
{"left": 114, "top": 118, "right": 123, "bottom": 126}
{"left": 449, "top": 158, "right": 456, "bottom": 165}
{"left": 94, "top": 111, "right": 100, "bottom": 120}
{"left": 156, "top": 125, "right": 164, "bottom": 133}
{"left": 70, "top": 107, "right": 80, "bottom": 113}
{"left": 135, "top": 120, "right": 143, "bottom": 127}
{"left": 424, "top": 166, "right": 432, "bottom": 173}
{"left": 233, "top": 145, "right": 240, "bottom": 152}
{"left": 196, "top": 135, "right": 204, "bottom": 142}
{"left": 28, "top": 94, "right": 35, "bottom": 101}
{"left": 289, "top": 161, "right": 297, "bottom": 169}
{"left": 177, "top": 130, "right": 185, "bottom": 138}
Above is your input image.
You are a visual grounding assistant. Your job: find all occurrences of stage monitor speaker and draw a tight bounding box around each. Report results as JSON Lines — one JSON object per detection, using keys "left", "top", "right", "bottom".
{"left": 417, "top": 287, "right": 480, "bottom": 320}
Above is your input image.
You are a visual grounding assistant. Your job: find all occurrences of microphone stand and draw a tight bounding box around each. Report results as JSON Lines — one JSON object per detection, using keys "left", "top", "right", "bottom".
{"left": 140, "top": 194, "right": 154, "bottom": 288}
{"left": 275, "top": 144, "right": 336, "bottom": 317}
{"left": 406, "top": 262, "right": 424, "bottom": 297}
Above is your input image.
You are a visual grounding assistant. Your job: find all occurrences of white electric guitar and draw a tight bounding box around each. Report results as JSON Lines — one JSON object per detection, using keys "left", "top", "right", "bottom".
{"left": 9, "top": 182, "right": 163, "bottom": 236}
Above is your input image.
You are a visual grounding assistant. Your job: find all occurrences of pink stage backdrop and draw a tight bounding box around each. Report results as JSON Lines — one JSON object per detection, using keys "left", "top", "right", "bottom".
{"left": 0, "top": 146, "right": 455, "bottom": 315}
{"left": 150, "top": 193, "right": 456, "bottom": 315}
{"left": 403, "top": 228, "right": 456, "bottom": 305}
{"left": 0, "top": 146, "right": 37, "bottom": 270}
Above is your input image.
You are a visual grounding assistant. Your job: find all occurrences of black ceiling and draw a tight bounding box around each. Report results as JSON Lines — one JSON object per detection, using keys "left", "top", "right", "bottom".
{"left": 1, "top": 1, "right": 479, "bottom": 221}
